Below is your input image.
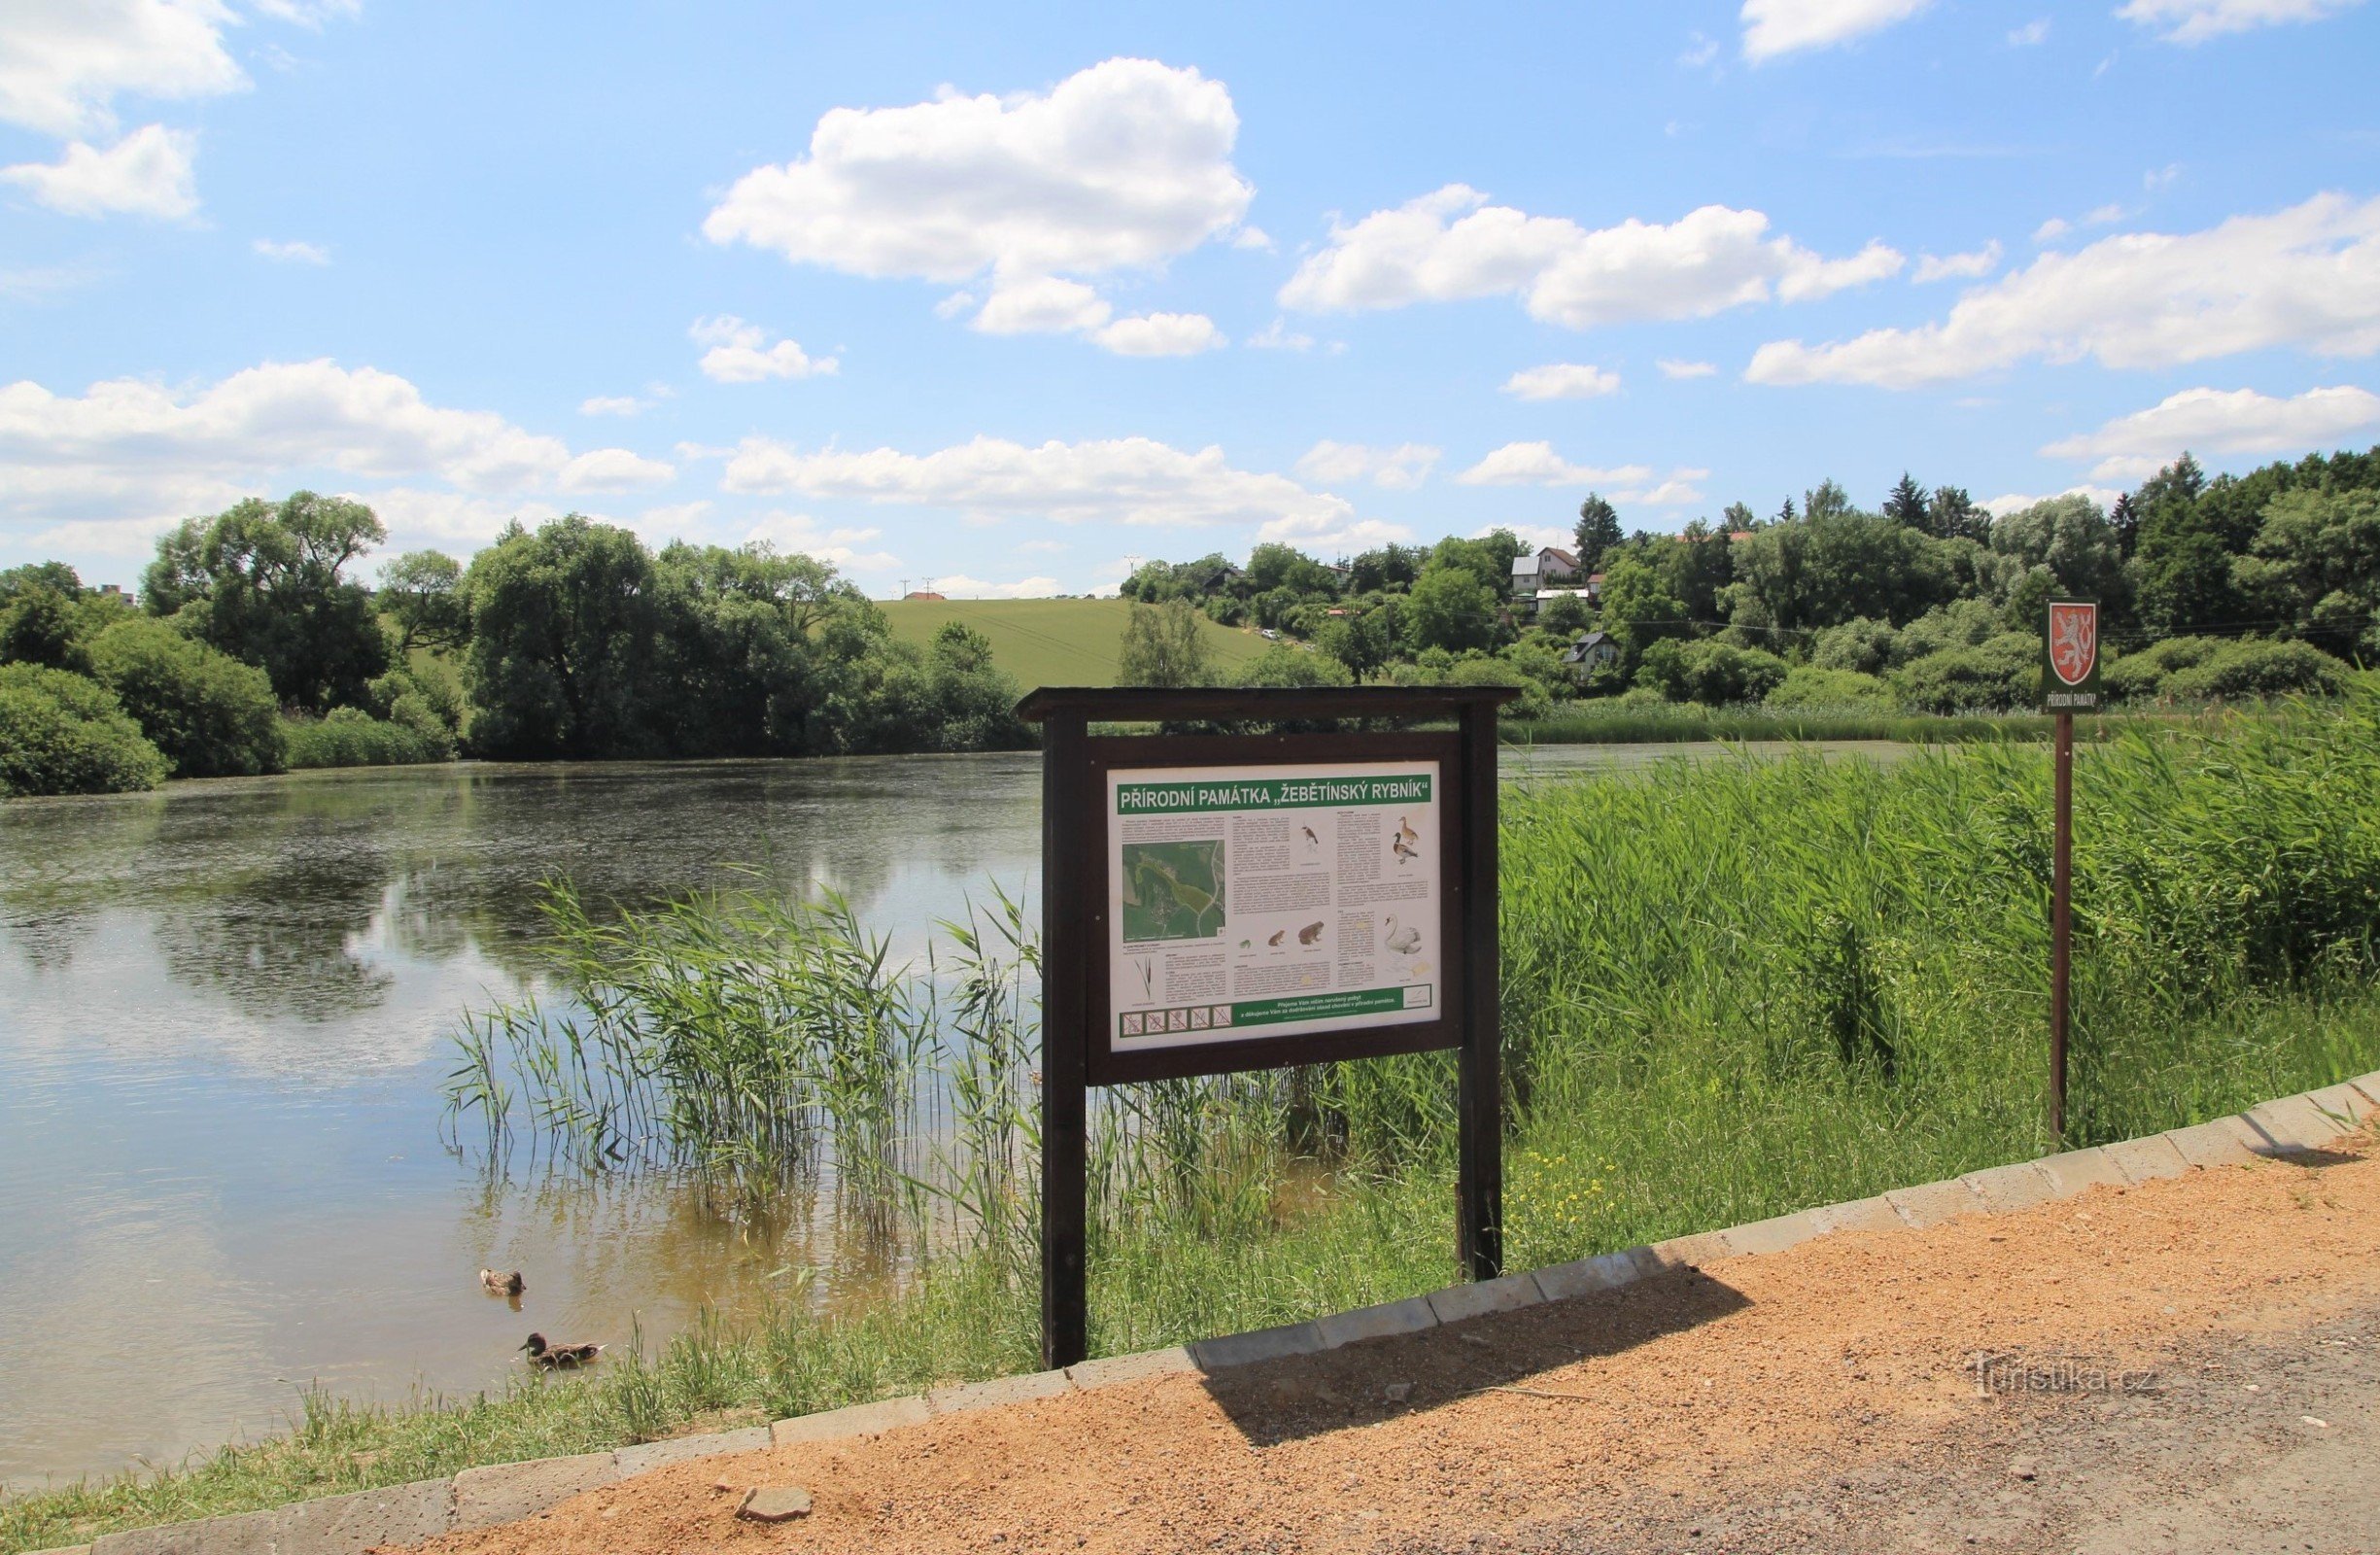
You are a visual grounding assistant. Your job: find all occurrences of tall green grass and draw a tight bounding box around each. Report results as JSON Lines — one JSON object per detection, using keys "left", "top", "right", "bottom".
{"left": 12, "top": 689, "right": 2380, "bottom": 1554}
{"left": 1513, "top": 701, "right": 2065, "bottom": 745}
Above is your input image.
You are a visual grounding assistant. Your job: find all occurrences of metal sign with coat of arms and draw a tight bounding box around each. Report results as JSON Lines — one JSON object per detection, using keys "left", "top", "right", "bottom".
{"left": 2041, "top": 599, "right": 2102, "bottom": 712}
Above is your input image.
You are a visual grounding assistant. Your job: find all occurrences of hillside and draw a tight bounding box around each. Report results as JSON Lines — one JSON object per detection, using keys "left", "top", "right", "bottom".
{"left": 879, "top": 597, "right": 1272, "bottom": 691}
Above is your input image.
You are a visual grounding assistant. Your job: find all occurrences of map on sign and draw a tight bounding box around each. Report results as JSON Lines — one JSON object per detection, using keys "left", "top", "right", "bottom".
{"left": 1105, "top": 759, "right": 1443, "bottom": 1054}
{"left": 1120, "top": 840, "right": 1225, "bottom": 943}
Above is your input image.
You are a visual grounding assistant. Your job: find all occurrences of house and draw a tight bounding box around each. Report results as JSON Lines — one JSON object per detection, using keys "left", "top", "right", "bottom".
{"left": 1535, "top": 546, "right": 1583, "bottom": 583}
{"left": 904, "top": 591, "right": 946, "bottom": 601}
{"left": 1509, "top": 554, "right": 1544, "bottom": 599}
{"left": 1560, "top": 630, "right": 1620, "bottom": 677}
{"left": 1585, "top": 571, "right": 1604, "bottom": 605}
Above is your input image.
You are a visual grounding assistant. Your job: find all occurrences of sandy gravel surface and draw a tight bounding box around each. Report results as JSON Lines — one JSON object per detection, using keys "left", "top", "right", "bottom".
{"left": 397, "top": 1127, "right": 2380, "bottom": 1555}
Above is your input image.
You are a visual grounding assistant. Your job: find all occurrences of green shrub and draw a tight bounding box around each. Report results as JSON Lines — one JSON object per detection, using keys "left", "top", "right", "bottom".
{"left": 1891, "top": 632, "right": 2035, "bottom": 713}
{"left": 0, "top": 664, "right": 169, "bottom": 796}
{"left": 282, "top": 707, "right": 450, "bottom": 769}
{"left": 1636, "top": 639, "right": 1790, "bottom": 707}
{"left": 2103, "top": 636, "right": 2224, "bottom": 703}
{"left": 2165, "top": 639, "right": 2348, "bottom": 703}
{"left": 87, "top": 618, "right": 286, "bottom": 778}
{"left": 1237, "top": 644, "right": 1354, "bottom": 687}
{"left": 1765, "top": 664, "right": 1897, "bottom": 711}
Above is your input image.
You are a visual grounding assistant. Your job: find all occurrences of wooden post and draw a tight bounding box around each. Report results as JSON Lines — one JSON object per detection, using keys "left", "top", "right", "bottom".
{"left": 1456, "top": 699, "right": 1503, "bottom": 1281}
{"left": 1040, "top": 708, "right": 1089, "bottom": 1370}
{"left": 2050, "top": 710, "right": 2073, "bottom": 1144}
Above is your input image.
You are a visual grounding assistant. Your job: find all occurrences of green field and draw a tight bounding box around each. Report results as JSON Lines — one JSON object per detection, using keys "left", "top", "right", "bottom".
{"left": 880, "top": 597, "right": 1270, "bottom": 691}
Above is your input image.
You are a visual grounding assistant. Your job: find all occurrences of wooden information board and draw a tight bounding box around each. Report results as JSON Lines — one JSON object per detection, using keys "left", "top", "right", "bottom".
{"left": 1018, "top": 685, "right": 1515, "bottom": 1368}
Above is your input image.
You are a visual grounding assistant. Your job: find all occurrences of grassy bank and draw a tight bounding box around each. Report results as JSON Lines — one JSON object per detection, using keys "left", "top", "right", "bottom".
{"left": 880, "top": 597, "right": 1269, "bottom": 691}
{"left": 11, "top": 693, "right": 2380, "bottom": 1551}
{"left": 1509, "top": 701, "right": 2114, "bottom": 745}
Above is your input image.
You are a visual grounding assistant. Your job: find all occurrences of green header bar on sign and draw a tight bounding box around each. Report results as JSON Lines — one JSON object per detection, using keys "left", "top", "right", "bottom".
{"left": 1116, "top": 772, "right": 1433, "bottom": 815}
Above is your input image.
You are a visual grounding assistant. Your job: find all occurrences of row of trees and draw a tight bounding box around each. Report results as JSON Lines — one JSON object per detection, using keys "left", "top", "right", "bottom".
{"left": 1117, "top": 446, "right": 2380, "bottom": 716}
{"left": 2, "top": 498, "right": 1035, "bottom": 796}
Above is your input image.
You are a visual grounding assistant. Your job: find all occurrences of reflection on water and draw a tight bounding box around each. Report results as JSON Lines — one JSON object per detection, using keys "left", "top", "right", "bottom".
{"left": 0, "top": 741, "right": 1902, "bottom": 1487}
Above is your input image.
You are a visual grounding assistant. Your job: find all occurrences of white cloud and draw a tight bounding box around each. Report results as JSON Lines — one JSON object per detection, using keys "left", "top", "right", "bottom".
{"left": 1017, "top": 536, "right": 1068, "bottom": 554}
{"left": 1980, "top": 485, "right": 2124, "bottom": 517}
{"left": 2033, "top": 216, "right": 2072, "bottom": 244}
{"left": 0, "top": 360, "right": 673, "bottom": 550}
{"left": 1494, "top": 523, "right": 1582, "bottom": 553}
{"left": 1245, "top": 317, "right": 1315, "bottom": 351}
{"left": 557, "top": 447, "right": 674, "bottom": 493}
{"left": 1087, "top": 311, "right": 1225, "bottom": 357}
{"left": 702, "top": 57, "right": 1253, "bottom": 333}
{"left": 2118, "top": 0, "right": 2366, "bottom": 45}
{"left": 1278, "top": 185, "right": 1900, "bottom": 329}
{"left": 0, "top": 0, "right": 245, "bottom": 138}
{"left": 638, "top": 500, "right": 712, "bottom": 531}
{"left": 722, "top": 433, "right": 1359, "bottom": 534}
{"left": 578, "top": 395, "right": 644, "bottom": 417}
{"left": 248, "top": 0, "right": 361, "bottom": 26}
{"left": 1454, "top": 442, "right": 1654, "bottom": 488}
{"left": 1746, "top": 193, "right": 2380, "bottom": 389}
{"left": 1912, "top": 240, "right": 2002, "bottom": 282}
{"left": 1680, "top": 29, "right": 1721, "bottom": 65}
{"left": 2008, "top": 18, "right": 2052, "bottom": 45}
{"left": 1293, "top": 440, "right": 1440, "bottom": 490}
{"left": 916, "top": 572, "right": 1063, "bottom": 599}
{"left": 1501, "top": 363, "right": 1622, "bottom": 400}
{"left": 2, "top": 123, "right": 195, "bottom": 219}
{"left": 1741, "top": 0, "right": 1933, "bottom": 61}
{"left": 351, "top": 490, "right": 585, "bottom": 549}
{"left": 743, "top": 511, "right": 901, "bottom": 571}
{"left": 2145, "top": 162, "right": 2183, "bottom": 191}
{"left": 2041, "top": 385, "right": 2380, "bottom": 480}
{"left": 690, "top": 315, "right": 838, "bottom": 383}
{"left": 1253, "top": 513, "right": 1414, "bottom": 554}
{"left": 1658, "top": 358, "right": 1720, "bottom": 379}
{"left": 973, "top": 275, "right": 1113, "bottom": 334}
{"left": 252, "top": 236, "right": 328, "bottom": 264}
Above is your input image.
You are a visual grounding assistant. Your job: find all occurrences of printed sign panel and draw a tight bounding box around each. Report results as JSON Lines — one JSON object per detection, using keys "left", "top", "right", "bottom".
{"left": 1105, "top": 759, "right": 1442, "bottom": 1054}
{"left": 2041, "top": 599, "right": 2102, "bottom": 712}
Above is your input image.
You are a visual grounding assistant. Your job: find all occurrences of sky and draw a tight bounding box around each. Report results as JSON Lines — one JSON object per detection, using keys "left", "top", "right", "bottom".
{"left": 3, "top": 0, "right": 2378, "bottom": 598}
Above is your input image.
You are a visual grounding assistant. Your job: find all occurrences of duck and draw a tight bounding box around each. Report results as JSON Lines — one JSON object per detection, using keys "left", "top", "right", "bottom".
{"left": 1397, "top": 816, "right": 1420, "bottom": 847}
{"left": 1384, "top": 916, "right": 1423, "bottom": 955}
{"left": 520, "top": 1332, "right": 604, "bottom": 1367}
{"left": 479, "top": 1268, "right": 526, "bottom": 1297}
{"left": 1392, "top": 835, "right": 1420, "bottom": 866}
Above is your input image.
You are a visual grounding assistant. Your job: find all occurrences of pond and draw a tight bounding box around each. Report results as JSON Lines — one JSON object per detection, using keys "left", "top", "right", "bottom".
{"left": 0, "top": 742, "right": 1907, "bottom": 1488}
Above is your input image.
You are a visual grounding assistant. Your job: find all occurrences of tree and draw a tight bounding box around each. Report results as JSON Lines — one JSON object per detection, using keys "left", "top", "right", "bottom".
{"left": 1316, "top": 605, "right": 1396, "bottom": 681}
{"left": 87, "top": 618, "right": 287, "bottom": 778}
{"left": 0, "top": 664, "right": 169, "bottom": 796}
{"left": 1803, "top": 480, "right": 1855, "bottom": 522}
{"left": 1574, "top": 494, "right": 1622, "bottom": 570}
{"left": 1731, "top": 509, "right": 1949, "bottom": 632}
{"left": 1537, "top": 592, "right": 1593, "bottom": 634}
{"left": 1117, "top": 600, "right": 1211, "bottom": 687}
{"left": 1400, "top": 565, "right": 1498, "bottom": 655}
{"left": 1345, "top": 543, "right": 1425, "bottom": 595}
{"left": 1427, "top": 531, "right": 1526, "bottom": 596}
{"left": 1987, "top": 494, "right": 2125, "bottom": 606}
{"left": 1722, "top": 501, "right": 1757, "bottom": 533}
{"left": 1775, "top": 497, "right": 1797, "bottom": 523}
{"left": 2233, "top": 488, "right": 2380, "bottom": 659}
{"left": 0, "top": 585, "right": 86, "bottom": 671}
{"left": 1883, "top": 473, "right": 1929, "bottom": 529}
{"left": 1925, "top": 485, "right": 1988, "bottom": 543}
{"left": 379, "top": 550, "right": 468, "bottom": 652}
{"left": 1595, "top": 548, "right": 1688, "bottom": 669}
{"left": 464, "top": 516, "right": 665, "bottom": 758}
{"left": 143, "top": 492, "right": 391, "bottom": 711}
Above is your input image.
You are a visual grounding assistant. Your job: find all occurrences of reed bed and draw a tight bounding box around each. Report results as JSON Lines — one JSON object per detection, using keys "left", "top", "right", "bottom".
{"left": 13, "top": 687, "right": 2380, "bottom": 1554}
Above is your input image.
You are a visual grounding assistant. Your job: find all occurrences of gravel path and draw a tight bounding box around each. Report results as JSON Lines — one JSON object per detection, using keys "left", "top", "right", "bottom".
{"left": 399, "top": 1126, "right": 2380, "bottom": 1555}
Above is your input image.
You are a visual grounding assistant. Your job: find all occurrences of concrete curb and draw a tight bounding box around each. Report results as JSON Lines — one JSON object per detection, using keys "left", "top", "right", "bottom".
{"left": 64, "top": 1071, "right": 2380, "bottom": 1555}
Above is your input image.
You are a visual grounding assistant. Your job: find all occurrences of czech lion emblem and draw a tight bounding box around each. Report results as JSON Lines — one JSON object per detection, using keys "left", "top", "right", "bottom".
{"left": 2048, "top": 602, "right": 2098, "bottom": 686}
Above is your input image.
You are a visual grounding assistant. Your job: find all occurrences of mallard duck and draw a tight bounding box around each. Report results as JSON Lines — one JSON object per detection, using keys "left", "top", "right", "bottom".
{"left": 479, "top": 1268, "right": 526, "bottom": 1297}
{"left": 520, "top": 1332, "right": 603, "bottom": 1367}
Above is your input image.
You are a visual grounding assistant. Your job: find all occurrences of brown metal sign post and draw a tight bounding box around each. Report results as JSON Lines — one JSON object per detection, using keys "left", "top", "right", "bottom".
{"left": 1018, "top": 684, "right": 1516, "bottom": 1369}
{"left": 2040, "top": 600, "right": 2101, "bottom": 1143}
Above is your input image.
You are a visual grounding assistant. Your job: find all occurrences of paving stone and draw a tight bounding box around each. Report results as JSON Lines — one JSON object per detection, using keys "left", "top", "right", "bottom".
{"left": 2350, "top": 1072, "right": 2380, "bottom": 1109}
{"left": 612, "top": 1427, "right": 772, "bottom": 1477}
{"left": 1812, "top": 1196, "right": 1904, "bottom": 1234}
{"left": 24, "top": 1546, "right": 92, "bottom": 1555}
{"left": 2104, "top": 1134, "right": 2191, "bottom": 1186}
{"left": 2035, "top": 1146, "right": 2128, "bottom": 1197}
{"left": 2243, "top": 1094, "right": 2339, "bottom": 1153}
{"left": 769, "top": 1394, "right": 929, "bottom": 1447}
{"left": 1316, "top": 1295, "right": 1438, "bottom": 1348}
{"left": 2301, "top": 1083, "right": 2379, "bottom": 1131}
{"left": 271, "top": 1478, "right": 457, "bottom": 1554}
{"left": 1884, "top": 1178, "right": 1987, "bottom": 1229}
{"left": 2163, "top": 1118, "right": 2264, "bottom": 1169}
{"left": 1190, "top": 1321, "right": 1325, "bottom": 1371}
{"left": 1721, "top": 1207, "right": 1828, "bottom": 1258}
{"left": 738, "top": 1485, "right": 812, "bottom": 1523}
{"left": 1064, "top": 1346, "right": 1196, "bottom": 1392}
{"left": 1962, "top": 1161, "right": 2057, "bottom": 1215}
{"left": 450, "top": 1452, "right": 622, "bottom": 1532}
{"left": 925, "top": 1368, "right": 1075, "bottom": 1415}
{"left": 93, "top": 1507, "right": 277, "bottom": 1554}
{"left": 1424, "top": 1272, "right": 1545, "bottom": 1325}
{"left": 1643, "top": 1232, "right": 1733, "bottom": 1270}
{"left": 1532, "top": 1250, "right": 1648, "bottom": 1301}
